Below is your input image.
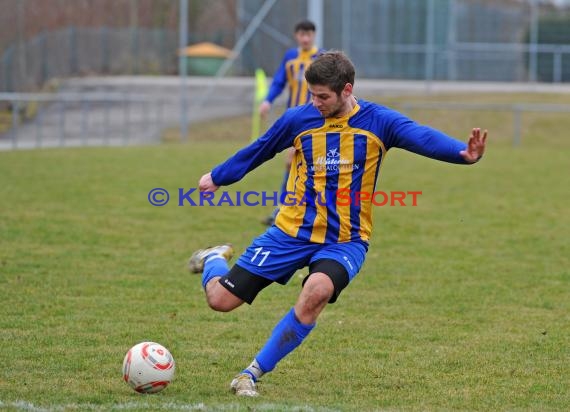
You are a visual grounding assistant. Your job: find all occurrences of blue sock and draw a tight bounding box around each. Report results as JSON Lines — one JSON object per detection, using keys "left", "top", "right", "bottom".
{"left": 201, "top": 254, "right": 229, "bottom": 289}
{"left": 253, "top": 307, "right": 315, "bottom": 373}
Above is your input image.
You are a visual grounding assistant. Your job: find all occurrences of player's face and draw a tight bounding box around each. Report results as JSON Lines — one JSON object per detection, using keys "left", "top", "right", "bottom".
{"left": 309, "top": 84, "right": 353, "bottom": 118}
{"left": 295, "top": 30, "right": 315, "bottom": 51}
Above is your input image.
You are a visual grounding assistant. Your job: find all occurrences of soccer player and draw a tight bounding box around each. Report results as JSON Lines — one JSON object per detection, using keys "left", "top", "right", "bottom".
{"left": 189, "top": 51, "right": 487, "bottom": 397}
{"left": 259, "top": 19, "right": 325, "bottom": 226}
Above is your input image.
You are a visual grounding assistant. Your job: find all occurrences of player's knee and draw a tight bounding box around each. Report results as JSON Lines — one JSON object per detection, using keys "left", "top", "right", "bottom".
{"left": 206, "top": 294, "right": 235, "bottom": 312}
{"left": 207, "top": 300, "right": 232, "bottom": 312}
{"left": 302, "top": 273, "right": 334, "bottom": 306}
{"left": 205, "top": 285, "right": 242, "bottom": 312}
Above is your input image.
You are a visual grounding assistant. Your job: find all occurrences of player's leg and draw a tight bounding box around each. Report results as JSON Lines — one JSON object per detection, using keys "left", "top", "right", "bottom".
{"left": 202, "top": 277, "right": 243, "bottom": 312}
{"left": 188, "top": 244, "right": 244, "bottom": 312}
{"left": 294, "top": 271, "right": 334, "bottom": 323}
{"left": 188, "top": 243, "right": 277, "bottom": 312}
{"left": 243, "top": 261, "right": 344, "bottom": 382}
{"left": 228, "top": 228, "right": 317, "bottom": 396}
{"left": 237, "top": 242, "right": 368, "bottom": 395}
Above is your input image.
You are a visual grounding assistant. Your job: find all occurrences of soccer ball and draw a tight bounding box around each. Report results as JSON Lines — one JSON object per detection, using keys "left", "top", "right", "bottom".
{"left": 122, "top": 342, "right": 175, "bottom": 393}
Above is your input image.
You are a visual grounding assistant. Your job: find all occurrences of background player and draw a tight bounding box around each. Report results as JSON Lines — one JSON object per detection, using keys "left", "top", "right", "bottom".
{"left": 259, "top": 19, "right": 325, "bottom": 225}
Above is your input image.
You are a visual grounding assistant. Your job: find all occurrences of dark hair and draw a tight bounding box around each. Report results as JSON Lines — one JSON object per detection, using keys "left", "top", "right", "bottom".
{"left": 305, "top": 51, "right": 355, "bottom": 95}
{"left": 295, "top": 20, "right": 316, "bottom": 32}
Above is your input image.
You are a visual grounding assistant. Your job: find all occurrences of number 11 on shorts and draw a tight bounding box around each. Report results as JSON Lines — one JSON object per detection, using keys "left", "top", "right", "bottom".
{"left": 251, "top": 247, "right": 271, "bottom": 266}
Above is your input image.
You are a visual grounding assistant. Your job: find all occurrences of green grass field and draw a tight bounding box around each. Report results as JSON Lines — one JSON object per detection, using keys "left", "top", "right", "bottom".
{"left": 1, "top": 93, "right": 569, "bottom": 411}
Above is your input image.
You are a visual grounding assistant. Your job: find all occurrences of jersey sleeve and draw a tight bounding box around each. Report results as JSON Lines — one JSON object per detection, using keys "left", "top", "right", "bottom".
{"left": 264, "top": 50, "right": 293, "bottom": 104}
{"left": 211, "top": 111, "right": 297, "bottom": 186}
{"left": 382, "top": 108, "right": 468, "bottom": 164}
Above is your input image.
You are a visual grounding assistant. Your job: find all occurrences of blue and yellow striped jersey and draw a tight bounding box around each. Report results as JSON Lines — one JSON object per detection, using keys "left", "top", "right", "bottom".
{"left": 265, "top": 46, "right": 323, "bottom": 108}
{"left": 211, "top": 100, "right": 469, "bottom": 244}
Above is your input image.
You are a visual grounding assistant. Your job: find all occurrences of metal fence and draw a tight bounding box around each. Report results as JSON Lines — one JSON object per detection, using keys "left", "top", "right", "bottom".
{"left": 399, "top": 101, "right": 570, "bottom": 146}
{"left": 0, "top": 76, "right": 259, "bottom": 150}
{"left": 1, "top": 0, "right": 570, "bottom": 151}
{"left": 2, "top": 0, "right": 570, "bottom": 94}
{"left": 244, "top": 0, "right": 570, "bottom": 82}
{"left": 3, "top": 85, "right": 570, "bottom": 151}
{"left": 0, "top": 92, "right": 167, "bottom": 150}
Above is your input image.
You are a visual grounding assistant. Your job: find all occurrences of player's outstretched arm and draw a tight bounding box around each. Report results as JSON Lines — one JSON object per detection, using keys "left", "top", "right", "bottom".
{"left": 460, "top": 128, "right": 488, "bottom": 163}
{"left": 198, "top": 172, "right": 219, "bottom": 192}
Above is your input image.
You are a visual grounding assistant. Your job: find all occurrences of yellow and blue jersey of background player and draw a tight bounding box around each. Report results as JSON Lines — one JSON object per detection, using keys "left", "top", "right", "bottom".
{"left": 211, "top": 100, "right": 469, "bottom": 244}
{"left": 265, "top": 46, "right": 324, "bottom": 108}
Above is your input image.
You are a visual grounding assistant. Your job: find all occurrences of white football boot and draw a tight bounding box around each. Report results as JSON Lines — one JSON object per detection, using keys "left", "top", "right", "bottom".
{"left": 187, "top": 244, "right": 234, "bottom": 273}
{"left": 230, "top": 373, "right": 258, "bottom": 397}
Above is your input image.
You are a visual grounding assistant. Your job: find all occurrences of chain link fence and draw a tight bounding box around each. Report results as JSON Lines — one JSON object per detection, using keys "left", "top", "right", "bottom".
{"left": 0, "top": 0, "right": 236, "bottom": 92}
{"left": 1, "top": 0, "right": 570, "bottom": 93}
{"left": 1, "top": 0, "right": 570, "bottom": 150}
{"left": 244, "top": 0, "right": 570, "bottom": 82}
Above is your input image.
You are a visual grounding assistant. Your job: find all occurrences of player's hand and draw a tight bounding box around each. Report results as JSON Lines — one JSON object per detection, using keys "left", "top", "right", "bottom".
{"left": 460, "top": 128, "right": 488, "bottom": 163}
{"left": 198, "top": 172, "right": 219, "bottom": 192}
{"left": 259, "top": 101, "right": 272, "bottom": 119}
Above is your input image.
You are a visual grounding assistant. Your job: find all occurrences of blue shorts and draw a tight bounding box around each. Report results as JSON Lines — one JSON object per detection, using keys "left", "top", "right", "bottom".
{"left": 235, "top": 226, "right": 368, "bottom": 284}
